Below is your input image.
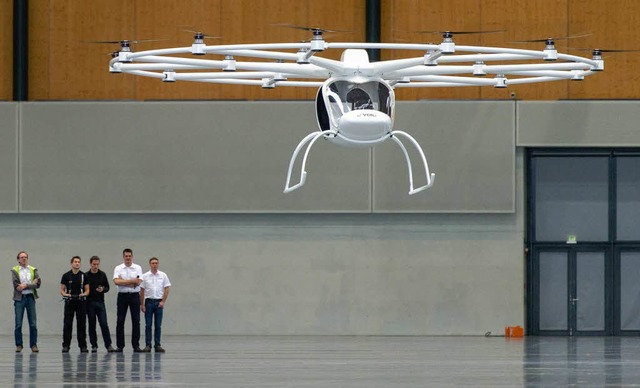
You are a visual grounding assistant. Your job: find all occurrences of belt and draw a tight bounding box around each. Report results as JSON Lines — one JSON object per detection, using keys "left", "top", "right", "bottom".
{"left": 118, "top": 291, "right": 139, "bottom": 294}
{"left": 146, "top": 298, "right": 162, "bottom": 301}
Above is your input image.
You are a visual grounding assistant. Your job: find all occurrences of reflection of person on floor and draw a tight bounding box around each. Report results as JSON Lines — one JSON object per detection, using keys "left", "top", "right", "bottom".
{"left": 62, "top": 353, "right": 89, "bottom": 382}
{"left": 14, "top": 352, "right": 39, "bottom": 384}
{"left": 60, "top": 256, "right": 90, "bottom": 353}
{"left": 144, "top": 352, "right": 163, "bottom": 381}
{"left": 140, "top": 257, "right": 171, "bottom": 353}
{"left": 12, "top": 251, "right": 41, "bottom": 353}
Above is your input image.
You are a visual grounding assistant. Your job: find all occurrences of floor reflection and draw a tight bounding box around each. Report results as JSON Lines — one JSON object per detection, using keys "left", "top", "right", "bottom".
{"left": 114, "top": 352, "right": 163, "bottom": 384}
{"left": 144, "top": 353, "right": 163, "bottom": 382}
{"left": 6, "top": 335, "right": 640, "bottom": 386}
{"left": 523, "top": 337, "right": 637, "bottom": 386}
{"left": 13, "top": 353, "right": 37, "bottom": 388}
{"left": 62, "top": 353, "right": 89, "bottom": 384}
{"left": 56, "top": 351, "right": 163, "bottom": 385}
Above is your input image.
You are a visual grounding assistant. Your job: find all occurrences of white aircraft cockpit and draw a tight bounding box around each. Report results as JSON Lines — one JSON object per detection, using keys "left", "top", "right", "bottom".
{"left": 316, "top": 78, "right": 394, "bottom": 147}
{"left": 288, "top": 75, "right": 434, "bottom": 194}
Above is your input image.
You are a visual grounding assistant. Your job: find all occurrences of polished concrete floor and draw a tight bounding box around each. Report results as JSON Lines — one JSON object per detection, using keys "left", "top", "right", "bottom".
{"left": 5, "top": 335, "right": 640, "bottom": 386}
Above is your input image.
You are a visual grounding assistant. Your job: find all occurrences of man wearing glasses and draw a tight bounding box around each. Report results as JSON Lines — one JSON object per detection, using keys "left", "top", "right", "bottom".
{"left": 11, "top": 251, "right": 41, "bottom": 353}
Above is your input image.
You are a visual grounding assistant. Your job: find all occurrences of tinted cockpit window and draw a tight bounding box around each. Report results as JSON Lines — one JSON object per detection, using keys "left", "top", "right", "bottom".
{"left": 326, "top": 80, "right": 392, "bottom": 116}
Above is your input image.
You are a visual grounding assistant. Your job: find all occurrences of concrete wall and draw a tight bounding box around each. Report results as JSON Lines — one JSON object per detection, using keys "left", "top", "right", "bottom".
{"left": 4, "top": 100, "right": 637, "bottom": 336}
{"left": 12, "top": 101, "right": 515, "bottom": 213}
{"left": 517, "top": 101, "right": 640, "bottom": 147}
{"left": 0, "top": 103, "right": 17, "bottom": 212}
{"left": 0, "top": 196, "right": 525, "bottom": 335}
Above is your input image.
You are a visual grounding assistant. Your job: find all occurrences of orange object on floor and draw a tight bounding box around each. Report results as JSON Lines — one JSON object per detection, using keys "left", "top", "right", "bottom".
{"left": 504, "top": 326, "right": 524, "bottom": 337}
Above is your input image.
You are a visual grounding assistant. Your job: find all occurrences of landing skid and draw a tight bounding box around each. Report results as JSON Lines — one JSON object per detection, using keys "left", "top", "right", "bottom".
{"left": 390, "top": 130, "right": 435, "bottom": 195}
{"left": 283, "top": 130, "right": 337, "bottom": 193}
{"left": 284, "top": 130, "right": 435, "bottom": 195}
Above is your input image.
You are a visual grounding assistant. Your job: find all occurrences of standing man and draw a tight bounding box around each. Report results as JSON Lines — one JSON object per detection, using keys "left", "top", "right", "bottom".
{"left": 140, "top": 257, "right": 171, "bottom": 353}
{"left": 86, "top": 256, "right": 116, "bottom": 353}
{"left": 60, "top": 256, "right": 90, "bottom": 353}
{"left": 12, "top": 251, "right": 41, "bottom": 353}
{"left": 113, "top": 248, "right": 143, "bottom": 353}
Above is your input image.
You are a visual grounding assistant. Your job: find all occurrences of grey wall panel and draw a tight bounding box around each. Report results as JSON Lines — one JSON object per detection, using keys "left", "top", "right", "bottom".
{"left": 20, "top": 102, "right": 370, "bottom": 212}
{"left": 0, "top": 194, "right": 525, "bottom": 335}
{"left": 373, "top": 101, "right": 515, "bottom": 212}
{"left": 518, "top": 101, "right": 640, "bottom": 146}
{"left": 0, "top": 145, "right": 526, "bottom": 337}
{"left": 0, "top": 103, "right": 17, "bottom": 212}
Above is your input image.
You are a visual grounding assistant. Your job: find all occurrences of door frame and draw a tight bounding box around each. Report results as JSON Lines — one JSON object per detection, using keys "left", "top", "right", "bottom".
{"left": 526, "top": 149, "right": 617, "bottom": 336}
{"left": 529, "top": 244, "right": 613, "bottom": 336}
{"left": 613, "top": 245, "right": 640, "bottom": 336}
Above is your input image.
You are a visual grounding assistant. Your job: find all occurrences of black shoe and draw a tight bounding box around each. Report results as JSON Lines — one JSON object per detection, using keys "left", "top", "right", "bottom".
{"left": 114, "top": 348, "right": 123, "bottom": 353}
{"left": 133, "top": 347, "right": 143, "bottom": 353}
{"left": 62, "top": 347, "right": 70, "bottom": 353}
{"left": 80, "top": 348, "right": 89, "bottom": 353}
{"left": 91, "top": 347, "right": 97, "bottom": 353}
{"left": 107, "top": 346, "right": 116, "bottom": 353}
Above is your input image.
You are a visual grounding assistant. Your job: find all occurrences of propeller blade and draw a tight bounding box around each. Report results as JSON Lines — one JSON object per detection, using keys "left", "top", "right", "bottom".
{"left": 513, "top": 33, "right": 591, "bottom": 43}
{"left": 416, "top": 29, "right": 505, "bottom": 35}
{"left": 273, "top": 23, "right": 347, "bottom": 33}
{"left": 183, "top": 29, "right": 222, "bottom": 39}
{"left": 85, "top": 38, "right": 167, "bottom": 44}
{"left": 570, "top": 47, "right": 640, "bottom": 53}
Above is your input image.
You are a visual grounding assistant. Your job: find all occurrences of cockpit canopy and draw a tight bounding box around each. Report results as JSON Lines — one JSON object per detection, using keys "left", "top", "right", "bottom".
{"left": 316, "top": 78, "right": 395, "bottom": 132}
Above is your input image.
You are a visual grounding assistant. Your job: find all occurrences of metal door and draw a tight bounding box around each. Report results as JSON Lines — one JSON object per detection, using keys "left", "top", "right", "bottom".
{"left": 614, "top": 247, "right": 640, "bottom": 334}
{"left": 533, "top": 246, "right": 611, "bottom": 335}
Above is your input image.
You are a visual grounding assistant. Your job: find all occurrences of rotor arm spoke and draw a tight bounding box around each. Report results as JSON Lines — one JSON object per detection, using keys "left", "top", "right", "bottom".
{"left": 208, "top": 49, "right": 299, "bottom": 62}
{"left": 134, "top": 55, "right": 226, "bottom": 68}
{"left": 232, "top": 62, "right": 328, "bottom": 77}
{"left": 372, "top": 57, "right": 425, "bottom": 74}
{"left": 308, "top": 56, "right": 346, "bottom": 74}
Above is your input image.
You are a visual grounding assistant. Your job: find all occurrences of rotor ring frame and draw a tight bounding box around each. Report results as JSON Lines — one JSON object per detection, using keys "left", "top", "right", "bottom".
{"left": 109, "top": 41, "right": 601, "bottom": 88}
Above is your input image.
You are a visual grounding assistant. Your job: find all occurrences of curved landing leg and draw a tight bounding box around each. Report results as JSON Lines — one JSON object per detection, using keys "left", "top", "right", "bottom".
{"left": 390, "top": 130, "right": 435, "bottom": 195}
{"left": 284, "top": 130, "right": 337, "bottom": 193}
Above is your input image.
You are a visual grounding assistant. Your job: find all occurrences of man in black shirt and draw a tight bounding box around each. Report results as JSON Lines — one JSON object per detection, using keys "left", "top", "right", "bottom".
{"left": 86, "top": 256, "right": 116, "bottom": 353}
{"left": 60, "top": 256, "right": 89, "bottom": 353}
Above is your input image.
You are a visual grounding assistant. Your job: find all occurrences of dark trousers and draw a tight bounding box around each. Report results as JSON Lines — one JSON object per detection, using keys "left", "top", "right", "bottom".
{"left": 144, "top": 299, "right": 164, "bottom": 347}
{"left": 87, "top": 300, "right": 112, "bottom": 348}
{"left": 116, "top": 292, "right": 140, "bottom": 350}
{"left": 63, "top": 300, "right": 87, "bottom": 349}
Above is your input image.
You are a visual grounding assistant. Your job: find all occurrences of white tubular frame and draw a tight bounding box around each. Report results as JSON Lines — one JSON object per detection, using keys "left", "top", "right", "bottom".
{"left": 283, "top": 129, "right": 434, "bottom": 195}
{"left": 390, "top": 130, "right": 435, "bottom": 195}
{"left": 109, "top": 41, "right": 600, "bottom": 88}
{"left": 284, "top": 130, "right": 337, "bottom": 193}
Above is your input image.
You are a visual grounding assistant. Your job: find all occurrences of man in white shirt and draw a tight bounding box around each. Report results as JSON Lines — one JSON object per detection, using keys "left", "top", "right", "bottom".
{"left": 113, "top": 248, "right": 143, "bottom": 352}
{"left": 140, "top": 257, "right": 171, "bottom": 353}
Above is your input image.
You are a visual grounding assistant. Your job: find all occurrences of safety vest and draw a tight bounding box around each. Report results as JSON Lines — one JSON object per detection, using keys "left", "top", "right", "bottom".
{"left": 13, "top": 265, "right": 38, "bottom": 298}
